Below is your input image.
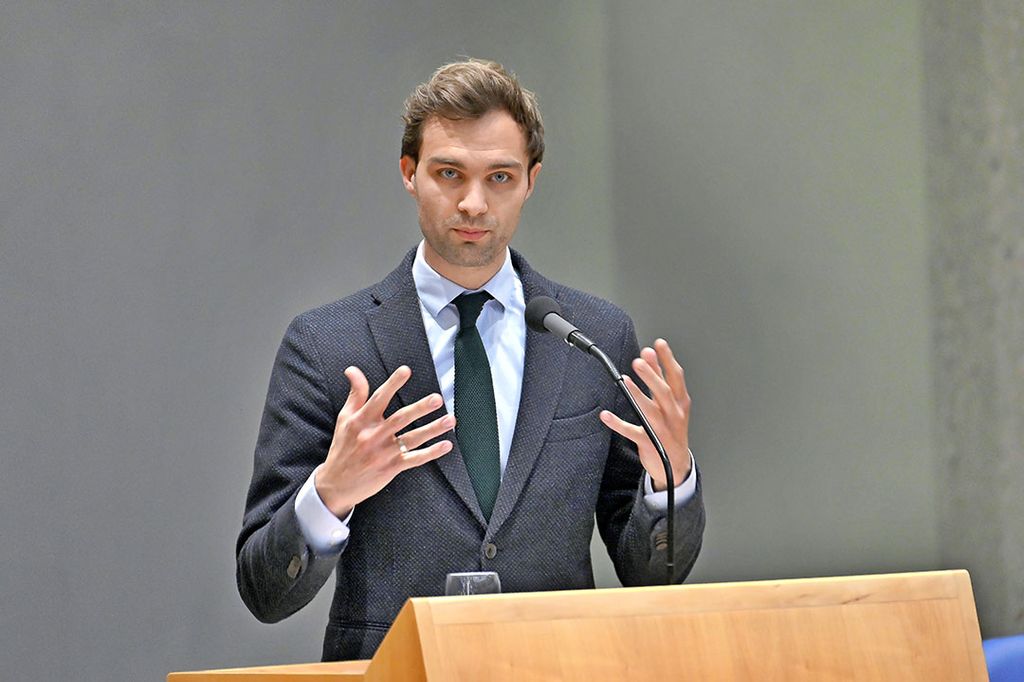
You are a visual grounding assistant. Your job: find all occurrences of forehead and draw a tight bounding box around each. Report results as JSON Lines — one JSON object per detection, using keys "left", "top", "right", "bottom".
{"left": 419, "top": 110, "right": 529, "bottom": 164}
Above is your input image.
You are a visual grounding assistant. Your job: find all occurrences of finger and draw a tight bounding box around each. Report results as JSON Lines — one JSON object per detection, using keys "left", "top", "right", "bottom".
{"left": 396, "top": 413, "right": 456, "bottom": 450}
{"left": 384, "top": 392, "right": 445, "bottom": 433}
{"left": 623, "top": 376, "right": 677, "bottom": 439}
{"left": 622, "top": 375, "right": 656, "bottom": 412}
{"left": 362, "top": 365, "right": 412, "bottom": 418}
{"left": 654, "top": 338, "right": 688, "bottom": 402}
{"left": 632, "top": 356, "right": 675, "bottom": 407}
{"left": 599, "top": 409, "right": 647, "bottom": 444}
{"left": 397, "top": 438, "right": 454, "bottom": 471}
{"left": 640, "top": 346, "right": 665, "bottom": 381}
{"left": 341, "top": 366, "right": 370, "bottom": 416}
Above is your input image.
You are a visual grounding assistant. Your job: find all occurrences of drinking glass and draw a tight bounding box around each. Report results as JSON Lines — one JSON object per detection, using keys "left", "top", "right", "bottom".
{"left": 445, "top": 571, "right": 502, "bottom": 596}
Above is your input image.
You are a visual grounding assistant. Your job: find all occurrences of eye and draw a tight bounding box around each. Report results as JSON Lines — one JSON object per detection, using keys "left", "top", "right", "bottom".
{"left": 439, "top": 168, "right": 460, "bottom": 180}
{"left": 491, "top": 172, "right": 512, "bottom": 184}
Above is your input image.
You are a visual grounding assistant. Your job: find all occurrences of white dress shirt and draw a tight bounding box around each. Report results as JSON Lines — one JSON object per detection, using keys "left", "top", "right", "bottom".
{"left": 295, "top": 242, "right": 697, "bottom": 554}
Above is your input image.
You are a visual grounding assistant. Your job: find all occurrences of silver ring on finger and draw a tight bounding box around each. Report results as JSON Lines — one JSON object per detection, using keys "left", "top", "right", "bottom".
{"left": 396, "top": 436, "right": 409, "bottom": 456}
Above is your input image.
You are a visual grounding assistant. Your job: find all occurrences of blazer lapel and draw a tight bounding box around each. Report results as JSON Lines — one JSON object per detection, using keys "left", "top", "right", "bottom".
{"left": 366, "top": 250, "right": 486, "bottom": 527}
{"left": 487, "top": 255, "right": 570, "bottom": 534}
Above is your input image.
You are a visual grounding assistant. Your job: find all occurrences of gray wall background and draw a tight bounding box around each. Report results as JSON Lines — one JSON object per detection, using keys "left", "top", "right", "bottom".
{"left": 0, "top": 2, "right": 1010, "bottom": 680}
{"left": 924, "top": 0, "right": 1024, "bottom": 641}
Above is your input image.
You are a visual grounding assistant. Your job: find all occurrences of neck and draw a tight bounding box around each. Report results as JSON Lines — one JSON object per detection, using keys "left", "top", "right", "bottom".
{"left": 423, "top": 251, "right": 503, "bottom": 291}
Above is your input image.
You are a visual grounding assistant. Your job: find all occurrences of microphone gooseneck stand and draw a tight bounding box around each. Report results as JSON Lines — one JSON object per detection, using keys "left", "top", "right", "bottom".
{"left": 565, "top": 332, "right": 676, "bottom": 586}
{"left": 525, "top": 296, "right": 677, "bottom": 586}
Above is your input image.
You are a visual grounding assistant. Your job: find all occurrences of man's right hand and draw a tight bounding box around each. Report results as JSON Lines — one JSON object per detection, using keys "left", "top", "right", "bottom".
{"left": 315, "top": 365, "right": 455, "bottom": 518}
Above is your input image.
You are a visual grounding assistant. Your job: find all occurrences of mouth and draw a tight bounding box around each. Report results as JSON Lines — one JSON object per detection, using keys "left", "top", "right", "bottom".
{"left": 452, "top": 228, "right": 489, "bottom": 242}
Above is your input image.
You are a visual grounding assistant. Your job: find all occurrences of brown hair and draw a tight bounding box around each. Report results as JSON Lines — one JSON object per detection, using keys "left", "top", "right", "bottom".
{"left": 401, "top": 59, "right": 545, "bottom": 169}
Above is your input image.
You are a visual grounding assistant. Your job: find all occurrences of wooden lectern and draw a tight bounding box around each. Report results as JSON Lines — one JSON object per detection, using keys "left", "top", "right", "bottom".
{"left": 169, "top": 569, "right": 989, "bottom": 681}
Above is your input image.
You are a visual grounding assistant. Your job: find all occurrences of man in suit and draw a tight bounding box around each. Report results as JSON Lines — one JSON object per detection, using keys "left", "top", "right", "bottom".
{"left": 236, "top": 59, "right": 705, "bottom": 661}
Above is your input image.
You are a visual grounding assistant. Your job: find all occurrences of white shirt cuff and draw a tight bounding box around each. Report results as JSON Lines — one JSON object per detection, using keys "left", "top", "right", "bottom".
{"left": 294, "top": 464, "right": 353, "bottom": 555}
{"left": 642, "top": 450, "right": 698, "bottom": 512}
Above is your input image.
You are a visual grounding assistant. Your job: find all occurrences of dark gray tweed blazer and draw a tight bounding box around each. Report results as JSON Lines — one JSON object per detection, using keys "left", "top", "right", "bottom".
{"left": 236, "top": 248, "right": 705, "bottom": 661}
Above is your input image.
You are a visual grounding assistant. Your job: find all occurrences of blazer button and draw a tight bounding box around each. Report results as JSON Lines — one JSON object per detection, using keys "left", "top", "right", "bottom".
{"left": 286, "top": 555, "right": 302, "bottom": 580}
{"left": 484, "top": 543, "right": 498, "bottom": 560}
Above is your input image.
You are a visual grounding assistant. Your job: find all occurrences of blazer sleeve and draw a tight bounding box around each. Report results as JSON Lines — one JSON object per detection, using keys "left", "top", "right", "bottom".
{"left": 594, "top": 316, "right": 705, "bottom": 586}
{"left": 235, "top": 314, "right": 344, "bottom": 623}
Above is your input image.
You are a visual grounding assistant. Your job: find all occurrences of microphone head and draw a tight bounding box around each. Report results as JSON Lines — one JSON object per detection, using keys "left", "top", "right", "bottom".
{"left": 525, "top": 295, "right": 561, "bottom": 333}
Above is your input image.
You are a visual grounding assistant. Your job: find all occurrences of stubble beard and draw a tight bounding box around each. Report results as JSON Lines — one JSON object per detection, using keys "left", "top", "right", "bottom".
{"left": 424, "top": 213, "right": 504, "bottom": 269}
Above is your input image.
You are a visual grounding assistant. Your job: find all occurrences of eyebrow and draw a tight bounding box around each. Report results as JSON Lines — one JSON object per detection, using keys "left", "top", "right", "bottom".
{"left": 426, "top": 156, "right": 524, "bottom": 172}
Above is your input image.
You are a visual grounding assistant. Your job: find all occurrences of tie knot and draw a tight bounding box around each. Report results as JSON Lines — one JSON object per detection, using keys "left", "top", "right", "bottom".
{"left": 454, "top": 291, "right": 492, "bottom": 330}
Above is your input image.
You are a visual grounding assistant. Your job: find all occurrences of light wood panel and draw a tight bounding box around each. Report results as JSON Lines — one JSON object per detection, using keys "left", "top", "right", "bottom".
{"left": 377, "top": 570, "right": 987, "bottom": 681}
{"left": 169, "top": 570, "right": 988, "bottom": 681}
{"left": 167, "top": 660, "right": 367, "bottom": 681}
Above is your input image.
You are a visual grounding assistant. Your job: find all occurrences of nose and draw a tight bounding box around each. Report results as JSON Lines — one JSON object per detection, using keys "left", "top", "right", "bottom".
{"left": 457, "top": 181, "right": 488, "bottom": 217}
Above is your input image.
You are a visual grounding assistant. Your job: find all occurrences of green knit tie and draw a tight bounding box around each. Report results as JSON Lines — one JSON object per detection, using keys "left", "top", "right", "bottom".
{"left": 453, "top": 292, "right": 500, "bottom": 520}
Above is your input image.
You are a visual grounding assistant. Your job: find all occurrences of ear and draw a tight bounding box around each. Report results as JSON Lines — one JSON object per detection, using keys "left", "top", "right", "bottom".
{"left": 525, "top": 162, "right": 542, "bottom": 200}
{"left": 399, "top": 156, "right": 417, "bottom": 196}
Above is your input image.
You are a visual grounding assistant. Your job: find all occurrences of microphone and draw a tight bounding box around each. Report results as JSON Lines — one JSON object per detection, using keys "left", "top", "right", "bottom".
{"left": 525, "top": 296, "right": 676, "bottom": 585}
{"left": 525, "top": 296, "right": 607, "bottom": 362}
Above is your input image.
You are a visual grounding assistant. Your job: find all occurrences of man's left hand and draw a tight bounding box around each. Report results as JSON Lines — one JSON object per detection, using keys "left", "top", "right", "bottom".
{"left": 599, "top": 338, "right": 691, "bottom": 492}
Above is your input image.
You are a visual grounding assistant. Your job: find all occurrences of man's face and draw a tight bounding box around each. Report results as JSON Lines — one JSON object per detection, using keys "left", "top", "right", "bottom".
{"left": 400, "top": 109, "right": 541, "bottom": 288}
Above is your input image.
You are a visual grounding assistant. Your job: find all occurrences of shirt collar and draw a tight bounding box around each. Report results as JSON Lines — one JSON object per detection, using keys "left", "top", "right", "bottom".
{"left": 412, "top": 240, "right": 521, "bottom": 319}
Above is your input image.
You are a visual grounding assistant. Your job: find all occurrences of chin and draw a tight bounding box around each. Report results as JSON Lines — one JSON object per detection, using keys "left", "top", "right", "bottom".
{"left": 451, "top": 252, "right": 498, "bottom": 269}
